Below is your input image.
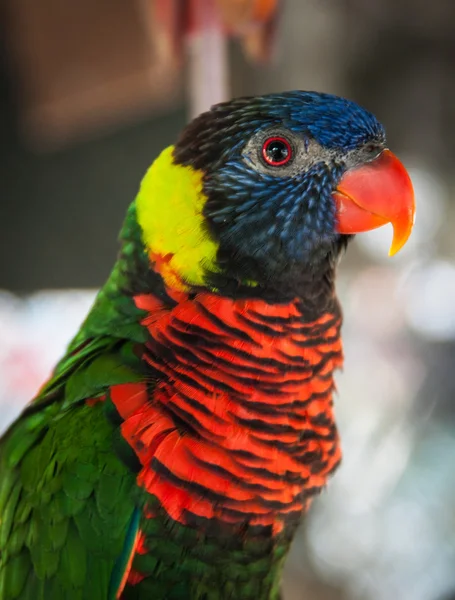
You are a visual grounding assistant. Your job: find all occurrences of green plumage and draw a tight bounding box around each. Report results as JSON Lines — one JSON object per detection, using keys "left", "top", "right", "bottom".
{"left": 0, "top": 401, "right": 136, "bottom": 599}
{"left": 0, "top": 207, "right": 147, "bottom": 599}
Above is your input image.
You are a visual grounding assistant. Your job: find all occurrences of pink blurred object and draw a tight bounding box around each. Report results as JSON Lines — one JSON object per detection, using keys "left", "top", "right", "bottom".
{"left": 186, "top": 0, "right": 228, "bottom": 118}
{"left": 152, "top": 0, "right": 281, "bottom": 117}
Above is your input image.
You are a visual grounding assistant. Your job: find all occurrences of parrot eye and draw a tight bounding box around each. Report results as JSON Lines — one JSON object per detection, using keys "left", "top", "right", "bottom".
{"left": 262, "top": 136, "right": 293, "bottom": 167}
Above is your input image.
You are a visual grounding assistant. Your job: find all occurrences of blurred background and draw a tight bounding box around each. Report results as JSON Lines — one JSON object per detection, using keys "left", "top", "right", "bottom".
{"left": 1, "top": 1, "right": 455, "bottom": 598}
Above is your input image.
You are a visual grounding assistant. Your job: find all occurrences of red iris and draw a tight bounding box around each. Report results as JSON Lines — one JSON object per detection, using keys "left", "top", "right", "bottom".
{"left": 262, "top": 136, "right": 292, "bottom": 166}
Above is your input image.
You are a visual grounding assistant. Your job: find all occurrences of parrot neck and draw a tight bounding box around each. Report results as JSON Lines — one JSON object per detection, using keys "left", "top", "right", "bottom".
{"left": 110, "top": 290, "right": 343, "bottom": 596}
{"left": 122, "top": 291, "right": 343, "bottom": 535}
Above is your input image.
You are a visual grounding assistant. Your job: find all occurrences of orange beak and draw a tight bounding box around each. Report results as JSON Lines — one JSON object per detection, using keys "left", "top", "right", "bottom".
{"left": 333, "top": 149, "right": 415, "bottom": 255}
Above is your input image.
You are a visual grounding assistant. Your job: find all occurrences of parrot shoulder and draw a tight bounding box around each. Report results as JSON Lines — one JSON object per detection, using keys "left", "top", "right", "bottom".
{"left": 0, "top": 335, "right": 145, "bottom": 599}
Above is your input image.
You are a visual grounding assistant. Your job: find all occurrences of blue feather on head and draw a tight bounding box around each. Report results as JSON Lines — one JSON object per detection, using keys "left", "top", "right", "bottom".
{"left": 173, "top": 91, "right": 392, "bottom": 298}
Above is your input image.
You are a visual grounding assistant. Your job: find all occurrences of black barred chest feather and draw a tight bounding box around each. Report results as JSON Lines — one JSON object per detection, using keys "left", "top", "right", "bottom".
{"left": 110, "top": 291, "right": 344, "bottom": 598}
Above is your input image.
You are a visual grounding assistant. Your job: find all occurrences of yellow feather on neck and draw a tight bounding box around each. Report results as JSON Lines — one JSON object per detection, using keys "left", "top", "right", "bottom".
{"left": 135, "top": 146, "right": 219, "bottom": 291}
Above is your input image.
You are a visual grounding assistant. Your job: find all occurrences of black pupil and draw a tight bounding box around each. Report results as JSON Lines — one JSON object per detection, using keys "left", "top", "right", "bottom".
{"left": 266, "top": 140, "right": 289, "bottom": 164}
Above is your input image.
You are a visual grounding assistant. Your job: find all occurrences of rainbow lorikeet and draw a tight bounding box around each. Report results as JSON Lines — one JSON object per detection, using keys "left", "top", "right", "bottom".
{"left": 0, "top": 91, "right": 415, "bottom": 600}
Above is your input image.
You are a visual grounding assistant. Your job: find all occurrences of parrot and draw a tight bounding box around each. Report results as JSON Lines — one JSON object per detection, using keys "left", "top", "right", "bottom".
{"left": 0, "top": 91, "right": 415, "bottom": 600}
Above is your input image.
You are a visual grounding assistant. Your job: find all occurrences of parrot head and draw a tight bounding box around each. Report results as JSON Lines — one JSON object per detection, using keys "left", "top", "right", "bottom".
{"left": 135, "top": 91, "right": 415, "bottom": 297}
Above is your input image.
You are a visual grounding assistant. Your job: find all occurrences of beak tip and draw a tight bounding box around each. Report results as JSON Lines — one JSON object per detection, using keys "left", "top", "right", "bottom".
{"left": 388, "top": 219, "right": 414, "bottom": 257}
